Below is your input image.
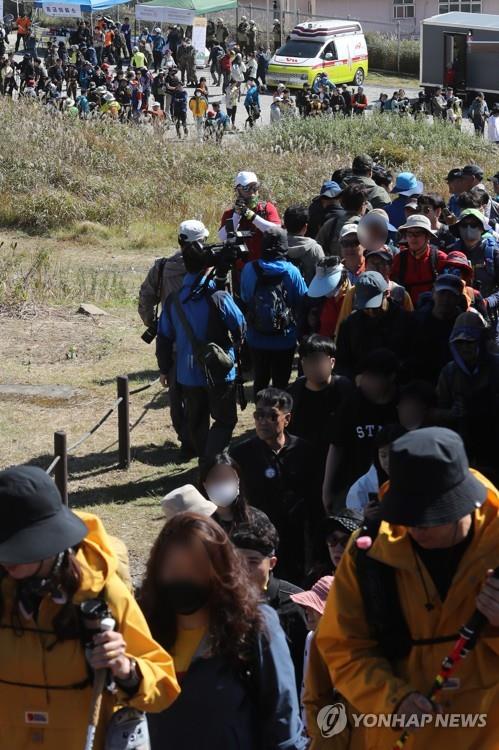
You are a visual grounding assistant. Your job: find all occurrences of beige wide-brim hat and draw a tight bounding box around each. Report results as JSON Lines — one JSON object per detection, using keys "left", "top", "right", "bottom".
{"left": 161, "top": 484, "right": 217, "bottom": 521}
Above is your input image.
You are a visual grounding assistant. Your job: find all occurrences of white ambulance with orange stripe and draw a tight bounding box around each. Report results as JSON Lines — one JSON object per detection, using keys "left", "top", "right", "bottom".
{"left": 267, "top": 20, "right": 368, "bottom": 90}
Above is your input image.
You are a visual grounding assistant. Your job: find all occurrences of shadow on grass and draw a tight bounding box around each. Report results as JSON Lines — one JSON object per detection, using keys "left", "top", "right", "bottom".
{"left": 93, "top": 370, "right": 159, "bottom": 387}
{"left": 25, "top": 441, "right": 199, "bottom": 507}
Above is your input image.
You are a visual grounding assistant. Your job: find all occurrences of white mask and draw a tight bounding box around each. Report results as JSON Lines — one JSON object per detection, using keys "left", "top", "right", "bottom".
{"left": 205, "top": 481, "right": 239, "bottom": 507}
{"left": 460, "top": 226, "right": 482, "bottom": 243}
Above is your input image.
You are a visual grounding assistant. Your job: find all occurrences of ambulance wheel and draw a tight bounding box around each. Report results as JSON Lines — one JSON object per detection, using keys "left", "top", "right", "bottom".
{"left": 353, "top": 68, "right": 365, "bottom": 86}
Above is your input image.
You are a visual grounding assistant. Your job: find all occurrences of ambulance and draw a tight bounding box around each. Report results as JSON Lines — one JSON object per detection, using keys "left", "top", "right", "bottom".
{"left": 267, "top": 20, "right": 368, "bottom": 90}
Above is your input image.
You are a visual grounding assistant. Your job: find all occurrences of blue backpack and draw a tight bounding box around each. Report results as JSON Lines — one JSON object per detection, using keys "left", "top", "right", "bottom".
{"left": 246, "top": 262, "right": 294, "bottom": 335}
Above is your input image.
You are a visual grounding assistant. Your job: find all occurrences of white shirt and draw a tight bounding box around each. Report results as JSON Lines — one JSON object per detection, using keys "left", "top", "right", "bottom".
{"left": 488, "top": 115, "right": 499, "bottom": 143}
{"left": 346, "top": 463, "right": 379, "bottom": 513}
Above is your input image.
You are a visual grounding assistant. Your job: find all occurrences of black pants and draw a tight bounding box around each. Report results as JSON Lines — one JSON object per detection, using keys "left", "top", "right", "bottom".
{"left": 153, "top": 51, "right": 163, "bottom": 72}
{"left": 182, "top": 382, "right": 237, "bottom": 459}
{"left": 227, "top": 106, "right": 237, "bottom": 126}
{"left": 251, "top": 347, "right": 295, "bottom": 401}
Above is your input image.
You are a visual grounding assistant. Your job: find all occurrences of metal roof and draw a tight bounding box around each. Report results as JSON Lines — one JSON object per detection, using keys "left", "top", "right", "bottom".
{"left": 422, "top": 11, "right": 499, "bottom": 32}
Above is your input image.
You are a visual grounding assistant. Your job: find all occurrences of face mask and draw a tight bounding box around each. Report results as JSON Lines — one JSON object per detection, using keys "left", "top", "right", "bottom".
{"left": 460, "top": 226, "right": 482, "bottom": 243}
{"left": 247, "top": 195, "right": 258, "bottom": 209}
{"left": 158, "top": 580, "right": 210, "bottom": 615}
{"left": 205, "top": 481, "right": 239, "bottom": 507}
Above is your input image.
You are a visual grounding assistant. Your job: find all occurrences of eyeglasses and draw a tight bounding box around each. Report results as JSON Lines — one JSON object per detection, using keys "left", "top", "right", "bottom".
{"left": 254, "top": 409, "right": 280, "bottom": 422}
{"left": 239, "top": 183, "right": 259, "bottom": 194}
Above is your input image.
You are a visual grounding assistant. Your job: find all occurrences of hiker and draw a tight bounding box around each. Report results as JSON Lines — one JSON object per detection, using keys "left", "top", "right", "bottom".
{"left": 391, "top": 214, "right": 448, "bottom": 305}
{"left": 199, "top": 452, "right": 269, "bottom": 536}
{"left": 240, "top": 227, "right": 307, "bottom": 397}
{"left": 346, "top": 423, "right": 407, "bottom": 513}
{"left": 0, "top": 465, "right": 179, "bottom": 749}
{"left": 348, "top": 154, "right": 391, "bottom": 209}
{"left": 219, "top": 171, "right": 281, "bottom": 264}
{"left": 244, "top": 78, "right": 260, "bottom": 128}
{"left": 397, "top": 379, "right": 437, "bottom": 431}
{"left": 417, "top": 192, "right": 456, "bottom": 250}
{"left": 189, "top": 88, "right": 208, "bottom": 142}
{"left": 142, "top": 513, "right": 306, "bottom": 750}
{"left": 335, "top": 272, "right": 416, "bottom": 379}
{"left": 288, "top": 335, "right": 354, "bottom": 479}
{"left": 172, "top": 81, "right": 188, "bottom": 138}
{"left": 337, "top": 222, "right": 365, "bottom": 283}
{"left": 437, "top": 310, "right": 499, "bottom": 483}
{"left": 317, "top": 427, "right": 499, "bottom": 750}
{"left": 317, "top": 184, "right": 369, "bottom": 257}
{"left": 283, "top": 205, "right": 325, "bottom": 284}
{"left": 322, "top": 348, "right": 400, "bottom": 512}
{"left": 387, "top": 171, "right": 424, "bottom": 229}
{"left": 306, "top": 180, "right": 346, "bottom": 240}
{"left": 230, "top": 387, "right": 318, "bottom": 585}
{"left": 302, "top": 510, "right": 364, "bottom": 750}
{"left": 449, "top": 208, "right": 499, "bottom": 303}
{"left": 303, "top": 257, "right": 350, "bottom": 340}
{"left": 156, "top": 220, "right": 245, "bottom": 460}
{"left": 232, "top": 514, "right": 309, "bottom": 696}
{"left": 469, "top": 91, "right": 489, "bottom": 136}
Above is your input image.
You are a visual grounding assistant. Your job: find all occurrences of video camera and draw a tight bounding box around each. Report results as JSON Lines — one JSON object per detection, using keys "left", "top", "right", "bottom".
{"left": 141, "top": 217, "right": 251, "bottom": 344}
{"left": 201, "top": 217, "right": 251, "bottom": 272}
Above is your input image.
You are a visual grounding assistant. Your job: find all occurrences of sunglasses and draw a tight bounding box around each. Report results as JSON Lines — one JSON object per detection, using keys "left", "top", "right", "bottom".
{"left": 460, "top": 222, "right": 481, "bottom": 230}
{"left": 239, "top": 184, "right": 259, "bottom": 194}
{"left": 253, "top": 409, "right": 280, "bottom": 422}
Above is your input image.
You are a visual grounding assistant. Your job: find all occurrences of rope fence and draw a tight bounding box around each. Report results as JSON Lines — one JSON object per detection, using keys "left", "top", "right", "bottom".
{"left": 44, "top": 374, "right": 161, "bottom": 505}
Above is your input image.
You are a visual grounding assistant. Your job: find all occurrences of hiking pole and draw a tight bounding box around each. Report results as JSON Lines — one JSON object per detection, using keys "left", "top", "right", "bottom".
{"left": 392, "top": 565, "right": 499, "bottom": 750}
{"left": 235, "top": 348, "right": 247, "bottom": 411}
{"left": 81, "top": 600, "right": 116, "bottom": 750}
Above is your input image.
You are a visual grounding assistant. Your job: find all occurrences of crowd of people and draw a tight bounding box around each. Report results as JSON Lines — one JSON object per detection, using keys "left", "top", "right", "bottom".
{"left": 2, "top": 16, "right": 499, "bottom": 746}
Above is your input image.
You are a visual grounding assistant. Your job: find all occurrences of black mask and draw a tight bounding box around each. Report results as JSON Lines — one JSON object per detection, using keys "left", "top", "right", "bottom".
{"left": 158, "top": 580, "right": 210, "bottom": 615}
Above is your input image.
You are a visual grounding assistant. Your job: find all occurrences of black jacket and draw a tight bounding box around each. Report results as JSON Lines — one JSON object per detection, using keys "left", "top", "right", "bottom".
{"left": 265, "top": 576, "right": 308, "bottom": 696}
{"left": 335, "top": 301, "right": 416, "bottom": 379}
{"left": 306, "top": 197, "right": 345, "bottom": 240}
{"left": 230, "top": 434, "right": 319, "bottom": 585}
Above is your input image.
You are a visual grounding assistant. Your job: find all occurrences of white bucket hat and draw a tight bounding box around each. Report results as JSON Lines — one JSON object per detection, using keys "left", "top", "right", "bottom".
{"left": 398, "top": 214, "right": 438, "bottom": 240}
{"left": 161, "top": 484, "right": 217, "bottom": 521}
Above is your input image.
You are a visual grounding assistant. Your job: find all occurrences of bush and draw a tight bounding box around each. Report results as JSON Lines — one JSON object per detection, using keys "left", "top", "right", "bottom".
{"left": 365, "top": 32, "right": 419, "bottom": 76}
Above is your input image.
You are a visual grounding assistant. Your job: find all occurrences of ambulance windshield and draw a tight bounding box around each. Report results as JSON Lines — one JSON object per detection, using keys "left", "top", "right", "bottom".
{"left": 276, "top": 39, "right": 323, "bottom": 57}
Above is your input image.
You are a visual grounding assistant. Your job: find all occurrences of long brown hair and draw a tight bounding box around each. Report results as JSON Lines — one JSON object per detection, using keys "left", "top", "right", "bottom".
{"left": 140, "top": 513, "right": 263, "bottom": 667}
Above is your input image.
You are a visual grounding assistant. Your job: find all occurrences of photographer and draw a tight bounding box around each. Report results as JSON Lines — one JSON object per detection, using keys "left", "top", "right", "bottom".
{"left": 139, "top": 223, "right": 201, "bottom": 459}
{"left": 156, "top": 223, "right": 246, "bottom": 462}
{"left": 219, "top": 171, "right": 281, "bottom": 264}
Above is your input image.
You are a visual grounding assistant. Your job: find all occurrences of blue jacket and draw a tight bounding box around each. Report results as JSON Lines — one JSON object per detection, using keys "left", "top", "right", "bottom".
{"left": 152, "top": 33, "right": 166, "bottom": 52}
{"left": 386, "top": 194, "right": 411, "bottom": 229}
{"left": 245, "top": 85, "right": 260, "bottom": 109}
{"left": 147, "top": 605, "right": 306, "bottom": 750}
{"left": 157, "top": 273, "right": 246, "bottom": 387}
{"left": 172, "top": 89, "right": 188, "bottom": 113}
{"left": 240, "top": 258, "right": 307, "bottom": 350}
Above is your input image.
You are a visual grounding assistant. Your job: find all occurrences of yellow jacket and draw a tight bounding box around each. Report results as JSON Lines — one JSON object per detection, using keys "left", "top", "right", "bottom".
{"left": 189, "top": 96, "right": 208, "bottom": 118}
{"left": 0, "top": 512, "right": 180, "bottom": 749}
{"left": 316, "top": 472, "right": 499, "bottom": 750}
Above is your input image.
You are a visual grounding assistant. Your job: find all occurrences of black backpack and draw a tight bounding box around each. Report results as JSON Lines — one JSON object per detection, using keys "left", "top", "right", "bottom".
{"left": 246, "top": 262, "right": 294, "bottom": 336}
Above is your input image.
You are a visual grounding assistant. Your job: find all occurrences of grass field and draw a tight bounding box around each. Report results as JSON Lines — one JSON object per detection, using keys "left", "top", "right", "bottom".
{"left": 0, "top": 97, "right": 496, "bottom": 576}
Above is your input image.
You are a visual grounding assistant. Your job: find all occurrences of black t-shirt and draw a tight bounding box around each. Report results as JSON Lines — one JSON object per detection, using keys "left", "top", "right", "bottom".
{"left": 328, "top": 388, "right": 399, "bottom": 492}
{"left": 288, "top": 375, "right": 354, "bottom": 468}
{"left": 411, "top": 521, "right": 474, "bottom": 601}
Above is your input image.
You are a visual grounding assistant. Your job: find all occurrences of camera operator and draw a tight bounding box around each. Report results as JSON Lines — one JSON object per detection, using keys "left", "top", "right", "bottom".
{"left": 139, "top": 222, "right": 205, "bottom": 459}
{"left": 219, "top": 171, "right": 281, "bottom": 265}
{"left": 156, "top": 223, "right": 246, "bottom": 462}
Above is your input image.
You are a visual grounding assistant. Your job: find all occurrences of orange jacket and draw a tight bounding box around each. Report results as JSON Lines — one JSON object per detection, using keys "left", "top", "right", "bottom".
{"left": 317, "top": 472, "right": 499, "bottom": 750}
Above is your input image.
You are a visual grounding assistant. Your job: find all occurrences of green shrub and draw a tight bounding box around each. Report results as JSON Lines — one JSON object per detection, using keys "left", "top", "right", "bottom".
{"left": 366, "top": 32, "right": 419, "bottom": 76}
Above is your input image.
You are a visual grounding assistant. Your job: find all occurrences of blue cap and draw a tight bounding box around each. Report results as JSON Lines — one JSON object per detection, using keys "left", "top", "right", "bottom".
{"left": 320, "top": 180, "right": 343, "bottom": 198}
{"left": 392, "top": 172, "right": 424, "bottom": 196}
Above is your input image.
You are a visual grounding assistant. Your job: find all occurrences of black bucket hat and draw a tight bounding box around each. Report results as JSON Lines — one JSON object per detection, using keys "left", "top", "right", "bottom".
{"left": 326, "top": 509, "right": 363, "bottom": 536}
{"left": 0, "top": 466, "right": 88, "bottom": 564}
{"left": 379, "top": 428, "right": 487, "bottom": 527}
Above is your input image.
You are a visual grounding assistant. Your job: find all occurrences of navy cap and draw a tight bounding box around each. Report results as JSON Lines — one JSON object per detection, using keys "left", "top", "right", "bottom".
{"left": 446, "top": 168, "right": 463, "bottom": 181}
{"left": 354, "top": 271, "right": 389, "bottom": 310}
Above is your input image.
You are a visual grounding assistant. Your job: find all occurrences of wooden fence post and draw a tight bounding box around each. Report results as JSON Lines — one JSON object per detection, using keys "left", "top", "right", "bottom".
{"left": 117, "top": 375, "right": 131, "bottom": 469}
{"left": 54, "top": 431, "right": 68, "bottom": 505}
